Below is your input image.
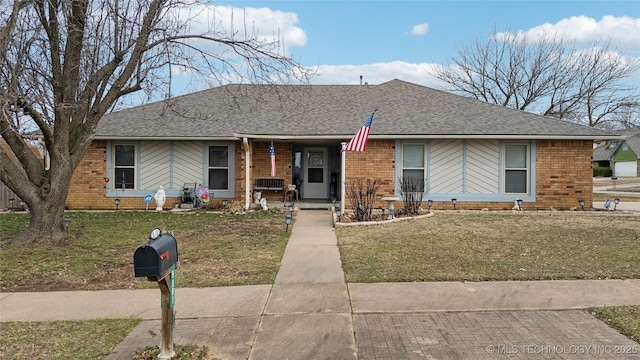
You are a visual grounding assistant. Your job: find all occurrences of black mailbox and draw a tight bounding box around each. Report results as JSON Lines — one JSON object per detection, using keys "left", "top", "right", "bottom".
{"left": 134, "top": 228, "right": 179, "bottom": 278}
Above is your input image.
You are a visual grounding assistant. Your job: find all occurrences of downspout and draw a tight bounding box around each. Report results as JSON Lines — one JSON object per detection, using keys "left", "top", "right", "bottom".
{"left": 243, "top": 138, "right": 251, "bottom": 211}
{"left": 340, "top": 142, "right": 346, "bottom": 214}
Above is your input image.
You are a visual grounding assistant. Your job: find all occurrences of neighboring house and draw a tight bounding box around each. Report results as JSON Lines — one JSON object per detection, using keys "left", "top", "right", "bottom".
{"left": 66, "top": 79, "right": 618, "bottom": 211}
{"left": 593, "top": 130, "right": 640, "bottom": 177}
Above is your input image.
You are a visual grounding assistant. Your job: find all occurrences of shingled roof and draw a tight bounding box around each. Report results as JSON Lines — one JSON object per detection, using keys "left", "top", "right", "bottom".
{"left": 96, "top": 79, "right": 617, "bottom": 140}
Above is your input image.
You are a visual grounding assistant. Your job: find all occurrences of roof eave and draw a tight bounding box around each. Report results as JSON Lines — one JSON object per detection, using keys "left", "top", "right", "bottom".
{"left": 235, "top": 134, "right": 622, "bottom": 141}
{"left": 94, "top": 134, "right": 622, "bottom": 141}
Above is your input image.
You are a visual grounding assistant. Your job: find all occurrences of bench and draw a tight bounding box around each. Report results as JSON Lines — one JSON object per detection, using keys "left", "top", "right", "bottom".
{"left": 254, "top": 179, "right": 286, "bottom": 200}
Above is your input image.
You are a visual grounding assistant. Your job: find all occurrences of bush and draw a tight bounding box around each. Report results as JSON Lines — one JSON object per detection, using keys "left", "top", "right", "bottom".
{"left": 345, "top": 178, "right": 381, "bottom": 221}
{"left": 593, "top": 166, "right": 612, "bottom": 177}
{"left": 398, "top": 176, "right": 427, "bottom": 215}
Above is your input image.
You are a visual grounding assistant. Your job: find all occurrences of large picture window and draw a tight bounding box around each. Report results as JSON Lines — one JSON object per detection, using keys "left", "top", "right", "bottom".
{"left": 402, "top": 144, "right": 425, "bottom": 184}
{"left": 504, "top": 144, "right": 529, "bottom": 194}
{"left": 208, "top": 146, "right": 229, "bottom": 190}
{"left": 114, "top": 144, "right": 136, "bottom": 189}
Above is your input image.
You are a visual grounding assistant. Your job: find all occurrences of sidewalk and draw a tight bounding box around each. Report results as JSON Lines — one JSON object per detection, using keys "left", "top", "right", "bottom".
{"left": 2, "top": 210, "right": 640, "bottom": 359}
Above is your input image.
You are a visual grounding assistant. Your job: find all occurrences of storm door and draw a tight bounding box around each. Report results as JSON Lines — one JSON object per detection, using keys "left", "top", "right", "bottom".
{"left": 303, "top": 148, "right": 328, "bottom": 199}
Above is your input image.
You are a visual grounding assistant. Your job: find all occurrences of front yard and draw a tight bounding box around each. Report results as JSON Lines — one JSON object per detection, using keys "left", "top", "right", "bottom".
{"left": 1, "top": 209, "right": 638, "bottom": 358}
{"left": 337, "top": 212, "right": 640, "bottom": 282}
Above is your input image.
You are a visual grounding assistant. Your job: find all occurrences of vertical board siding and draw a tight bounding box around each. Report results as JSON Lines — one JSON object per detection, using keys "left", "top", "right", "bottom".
{"left": 140, "top": 141, "right": 171, "bottom": 190}
{"left": 430, "top": 140, "right": 464, "bottom": 193}
{"left": 173, "top": 141, "right": 204, "bottom": 190}
{"left": 466, "top": 140, "right": 500, "bottom": 194}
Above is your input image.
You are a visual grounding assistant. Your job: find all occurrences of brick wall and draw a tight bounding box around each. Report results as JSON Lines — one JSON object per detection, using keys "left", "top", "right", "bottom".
{"left": 250, "top": 142, "right": 292, "bottom": 202}
{"left": 534, "top": 139, "right": 593, "bottom": 210}
{"left": 343, "top": 140, "right": 396, "bottom": 208}
{"left": 67, "top": 140, "right": 110, "bottom": 209}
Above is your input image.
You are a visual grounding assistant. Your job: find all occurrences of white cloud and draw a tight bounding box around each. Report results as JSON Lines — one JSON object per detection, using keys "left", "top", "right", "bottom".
{"left": 311, "top": 61, "right": 447, "bottom": 88}
{"left": 409, "top": 23, "right": 429, "bottom": 35}
{"left": 495, "top": 15, "right": 640, "bottom": 52}
{"left": 174, "top": 4, "right": 307, "bottom": 50}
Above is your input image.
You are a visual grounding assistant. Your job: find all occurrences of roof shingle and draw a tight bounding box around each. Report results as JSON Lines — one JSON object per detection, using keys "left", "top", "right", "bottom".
{"left": 96, "top": 79, "right": 617, "bottom": 140}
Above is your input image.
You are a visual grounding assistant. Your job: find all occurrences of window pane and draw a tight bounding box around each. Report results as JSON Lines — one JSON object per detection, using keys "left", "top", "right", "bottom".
{"left": 308, "top": 168, "right": 323, "bottom": 183}
{"left": 208, "top": 169, "right": 228, "bottom": 190}
{"left": 209, "top": 146, "right": 228, "bottom": 167}
{"left": 114, "top": 168, "right": 134, "bottom": 189}
{"left": 505, "top": 145, "right": 526, "bottom": 168}
{"left": 115, "top": 145, "right": 135, "bottom": 166}
{"left": 403, "top": 145, "right": 424, "bottom": 168}
{"left": 402, "top": 170, "right": 424, "bottom": 184}
{"left": 505, "top": 170, "right": 526, "bottom": 193}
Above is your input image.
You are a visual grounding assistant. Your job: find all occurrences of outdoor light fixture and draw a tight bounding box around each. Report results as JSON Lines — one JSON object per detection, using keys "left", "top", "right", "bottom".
{"left": 516, "top": 199, "right": 523, "bottom": 211}
{"left": 427, "top": 199, "right": 433, "bottom": 211}
{"left": 285, "top": 214, "right": 292, "bottom": 232}
{"left": 578, "top": 199, "right": 585, "bottom": 211}
{"left": 614, "top": 198, "right": 620, "bottom": 211}
{"left": 114, "top": 198, "right": 120, "bottom": 210}
{"left": 335, "top": 207, "right": 342, "bottom": 220}
{"left": 63, "top": 218, "right": 71, "bottom": 233}
{"left": 612, "top": 177, "right": 618, "bottom": 190}
{"left": 287, "top": 203, "right": 294, "bottom": 214}
{"left": 9, "top": 197, "right": 14, "bottom": 209}
{"left": 222, "top": 199, "right": 228, "bottom": 207}
{"left": 451, "top": 198, "right": 457, "bottom": 210}
{"left": 19, "top": 200, "right": 25, "bottom": 211}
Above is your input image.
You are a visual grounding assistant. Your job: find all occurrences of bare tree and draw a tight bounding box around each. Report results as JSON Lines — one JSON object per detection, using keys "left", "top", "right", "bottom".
{"left": 0, "top": 0, "right": 313, "bottom": 243}
{"left": 433, "top": 28, "right": 640, "bottom": 129}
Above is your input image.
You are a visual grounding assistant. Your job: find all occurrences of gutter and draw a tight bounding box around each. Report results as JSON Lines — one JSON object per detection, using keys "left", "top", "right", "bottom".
{"left": 233, "top": 133, "right": 622, "bottom": 141}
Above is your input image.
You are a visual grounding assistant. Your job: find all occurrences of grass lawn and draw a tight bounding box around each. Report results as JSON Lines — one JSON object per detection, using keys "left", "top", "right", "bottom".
{"left": 1, "top": 209, "right": 638, "bottom": 357}
{"left": 0, "top": 319, "right": 141, "bottom": 359}
{"left": 0, "top": 210, "right": 290, "bottom": 292}
{"left": 590, "top": 306, "right": 640, "bottom": 344}
{"left": 337, "top": 212, "right": 640, "bottom": 282}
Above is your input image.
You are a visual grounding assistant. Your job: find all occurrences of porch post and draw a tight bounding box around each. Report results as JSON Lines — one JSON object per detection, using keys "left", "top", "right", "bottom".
{"left": 340, "top": 142, "right": 346, "bottom": 214}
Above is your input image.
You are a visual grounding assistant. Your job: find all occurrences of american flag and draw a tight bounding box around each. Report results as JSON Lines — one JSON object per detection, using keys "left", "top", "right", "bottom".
{"left": 269, "top": 144, "right": 276, "bottom": 177}
{"left": 342, "top": 111, "right": 376, "bottom": 152}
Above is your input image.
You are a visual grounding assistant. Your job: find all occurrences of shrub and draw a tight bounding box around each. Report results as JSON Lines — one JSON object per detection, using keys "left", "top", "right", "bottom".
{"left": 345, "top": 178, "right": 381, "bottom": 221}
{"left": 593, "top": 166, "right": 612, "bottom": 177}
{"left": 399, "top": 176, "right": 427, "bottom": 215}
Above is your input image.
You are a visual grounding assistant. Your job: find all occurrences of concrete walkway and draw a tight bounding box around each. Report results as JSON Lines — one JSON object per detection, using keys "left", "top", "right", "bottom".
{"left": 2, "top": 210, "right": 640, "bottom": 359}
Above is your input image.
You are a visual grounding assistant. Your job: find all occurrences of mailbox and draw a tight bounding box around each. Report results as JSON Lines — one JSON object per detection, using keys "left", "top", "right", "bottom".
{"left": 134, "top": 228, "right": 179, "bottom": 277}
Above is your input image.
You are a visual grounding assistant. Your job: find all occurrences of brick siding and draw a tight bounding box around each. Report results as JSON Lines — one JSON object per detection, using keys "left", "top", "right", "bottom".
{"left": 68, "top": 139, "right": 593, "bottom": 210}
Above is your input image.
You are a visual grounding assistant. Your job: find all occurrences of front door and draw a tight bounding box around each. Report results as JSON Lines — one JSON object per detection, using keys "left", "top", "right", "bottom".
{"left": 303, "top": 148, "right": 328, "bottom": 199}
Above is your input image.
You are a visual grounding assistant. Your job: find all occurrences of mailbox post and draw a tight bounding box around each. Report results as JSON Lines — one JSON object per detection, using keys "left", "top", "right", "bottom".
{"left": 134, "top": 228, "right": 179, "bottom": 359}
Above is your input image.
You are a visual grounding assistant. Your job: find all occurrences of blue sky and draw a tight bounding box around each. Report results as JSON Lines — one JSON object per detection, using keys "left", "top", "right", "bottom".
{"left": 173, "top": 0, "right": 640, "bottom": 92}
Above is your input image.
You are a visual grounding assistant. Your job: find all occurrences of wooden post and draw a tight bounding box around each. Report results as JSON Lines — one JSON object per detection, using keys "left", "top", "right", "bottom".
{"left": 149, "top": 270, "right": 175, "bottom": 359}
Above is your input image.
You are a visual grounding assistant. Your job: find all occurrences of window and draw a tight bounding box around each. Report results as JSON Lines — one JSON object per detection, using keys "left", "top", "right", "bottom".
{"left": 114, "top": 144, "right": 135, "bottom": 189}
{"left": 504, "top": 144, "right": 528, "bottom": 194}
{"left": 208, "top": 146, "right": 229, "bottom": 190}
{"left": 402, "top": 144, "right": 425, "bottom": 184}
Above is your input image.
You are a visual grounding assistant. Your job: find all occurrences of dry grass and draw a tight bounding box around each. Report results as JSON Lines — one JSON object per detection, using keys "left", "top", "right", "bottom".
{"left": 337, "top": 212, "right": 640, "bottom": 283}
{"left": 0, "top": 210, "right": 289, "bottom": 292}
{"left": 0, "top": 319, "right": 140, "bottom": 359}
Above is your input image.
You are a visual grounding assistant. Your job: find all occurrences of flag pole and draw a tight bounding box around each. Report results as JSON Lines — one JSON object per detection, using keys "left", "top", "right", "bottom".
{"left": 340, "top": 141, "right": 346, "bottom": 215}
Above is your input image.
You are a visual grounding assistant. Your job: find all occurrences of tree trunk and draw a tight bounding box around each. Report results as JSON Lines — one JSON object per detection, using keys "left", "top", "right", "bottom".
{"left": 19, "top": 194, "right": 67, "bottom": 244}
{"left": 6, "top": 162, "right": 73, "bottom": 244}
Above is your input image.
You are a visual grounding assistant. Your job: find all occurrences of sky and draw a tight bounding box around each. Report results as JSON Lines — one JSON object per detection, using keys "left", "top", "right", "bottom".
{"left": 169, "top": 0, "right": 640, "bottom": 93}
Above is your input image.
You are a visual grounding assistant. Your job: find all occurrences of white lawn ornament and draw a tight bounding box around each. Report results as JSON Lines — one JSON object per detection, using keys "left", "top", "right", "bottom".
{"left": 154, "top": 186, "right": 166, "bottom": 211}
{"left": 260, "top": 197, "right": 268, "bottom": 210}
